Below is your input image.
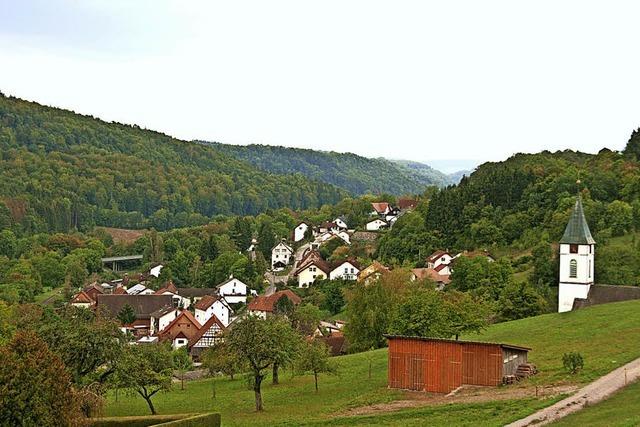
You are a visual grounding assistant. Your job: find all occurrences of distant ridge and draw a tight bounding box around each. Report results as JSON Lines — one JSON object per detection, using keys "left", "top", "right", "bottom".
{"left": 203, "top": 142, "right": 453, "bottom": 196}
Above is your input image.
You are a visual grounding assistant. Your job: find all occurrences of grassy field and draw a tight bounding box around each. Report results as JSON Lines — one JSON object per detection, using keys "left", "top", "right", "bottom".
{"left": 552, "top": 380, "right": 640, "bottom": 426}
{"left": 105, "top": 300, "right": 640, "bottom": 425}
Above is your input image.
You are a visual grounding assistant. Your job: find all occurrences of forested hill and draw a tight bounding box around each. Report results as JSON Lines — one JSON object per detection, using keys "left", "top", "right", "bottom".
{"left": 203, "top": 142, "right": 453, "bottom": 195}
{"left": 0, "top": 94, "right": 349, "bottom": 234}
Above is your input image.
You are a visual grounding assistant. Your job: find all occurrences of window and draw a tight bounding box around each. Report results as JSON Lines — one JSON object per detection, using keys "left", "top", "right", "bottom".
{"left": 569, "top": 259, "right": 577, "bottom": 278}
{"left": 570, "top": 244, "right": 578, "bottom": 254}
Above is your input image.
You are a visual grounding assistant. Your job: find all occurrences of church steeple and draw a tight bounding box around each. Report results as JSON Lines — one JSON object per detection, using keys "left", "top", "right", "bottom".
{"left": 559, "top": 197, "right": 595, "bottom": 245}
{"left": 557, "top": 194, "right": 596, "bottom": 313}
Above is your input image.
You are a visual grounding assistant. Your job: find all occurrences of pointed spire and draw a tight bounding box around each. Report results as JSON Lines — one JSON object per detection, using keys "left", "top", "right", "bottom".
{"left": 559, "top": 196, "right": 595, "bottom": 245}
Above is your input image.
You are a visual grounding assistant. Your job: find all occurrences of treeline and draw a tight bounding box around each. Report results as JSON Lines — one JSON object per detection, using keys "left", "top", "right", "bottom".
{"left": 205, "top": 141, "right": 452, "bottom": 195}
{"left": 377, "top": 137, "right": 640, "bottom": 286}
{"left": 0, "top": 94, "right": 348, "bottom": 235}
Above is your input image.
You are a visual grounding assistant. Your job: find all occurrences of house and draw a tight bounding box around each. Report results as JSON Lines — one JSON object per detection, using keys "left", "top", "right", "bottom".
{"left": 70, "top": 291, "right": 95, "bottom": 308}
{"left": 315, "top": 230, "right": 350, "bottom": 245}
{"left": 150, "top": 305, "right": 180, "bottom": 334}
{"left": 95, "top": 294, "right": 174, "bottom": 337}
{"left": 366, "top": 219, "right": 388, "bottom": 231}
{"left": 247, "top": 290, "right": 302, "bottom": 319}
{"left": 330, "top": 259, "right": 361, "bottom": 281}
{"left": 216, "top": 276, "right": 248, "bottom": 304}
{"left": 315, "top": 332, "right": 348, "bottom": 356}
{"left": 411, "top": 268, "right": 451, "bottom": 289}
{"left": 157, "top": 310, "right": 202, "bottom": 349}
{"left": 294, "top": 255, "right": 332, "bottom": 288}
{"left": 386, "top": 336, "right": 531, "bottom": 393}
{"left": 433, "top": 263, "right": 452, "bottom": 276}
{"left": 371, "top": 202, "right": 392, "bottom": 216}
{"left": 189, "top": 315, "right": 226, "bottom": 359}
{"left": 426, "top": 251, "right": 453, "bottom": 270}
{"left": 357, "top": 261, "right": 390, "bottom": 284}
{"left": 112, "top": 286, "right": 127, "bottom": 295}
{"left": 149, "top": 264, "right": 163, "bottom": 278}
{"left": 558, "top": 196, "right": 596, "bottom": 313}
{"left": 126, "top": 283, "right": 155, "bottom": 295}
{"left": 293, "top": 222, "right": 310, "bottom": 242}
{"left": 83, "top": 283, "right": 105, "bottom": 301}
{"left": 398, "top": 198, "right": 419, "bottom": 211}
{"left": 194, "top": 295, "right": 233, "bottom": 327}
{"left": 155, "top": 282, "right": 191, "bottom": 309}
{"left": 334, "top": 216, "right": 348, "bottom": 230}
{"left": 174, "top": 288, "right": 218, "bottom": 304}
{"left": 271, "top": 240, "right": 294, "bottom": 270}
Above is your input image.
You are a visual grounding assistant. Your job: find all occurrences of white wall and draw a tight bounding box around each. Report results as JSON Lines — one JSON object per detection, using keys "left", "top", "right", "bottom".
{"left": 558, "top": 282, "right": 591, "bottom": 313}
{"left": 298, "top": 265, "right": 327, "bottom": 287}
{"left": 366, "top": 220, "right": 386, "bottom": 231}
{"left": 294, "top": 223, "right": 308, "bottom": 242}
{"left": 330, "top": 262, "right": 360, "bottom": 280}
{"left": 271, "top": 243, "right": 293, "bottom": 268}
{"left": 559, "top": 244, "right": 594, "bottom": 284}
{"left": 218, "top": 278, "right": 247, "bottom": 303}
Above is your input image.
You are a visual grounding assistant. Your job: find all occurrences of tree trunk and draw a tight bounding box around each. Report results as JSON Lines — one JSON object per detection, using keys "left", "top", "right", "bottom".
{"left": 272, "top": 362, "right": 279, "bottom": 385}
{"left": 314, "top": 371, "right": 318, "bottom": 392}
{"left": 144, "top": 395, "right": 156, "bottom": 415}
{"left": 254, "top": 373, "right": 264, "bottom": 411}
{"left": 181, "top": 373, "right": 184, "bottom": 390}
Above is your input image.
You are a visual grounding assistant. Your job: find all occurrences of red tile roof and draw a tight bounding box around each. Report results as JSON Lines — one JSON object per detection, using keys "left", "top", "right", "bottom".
{"left": 71, "top": 291, "right": 94, "bottom": 304}
{"left": 371, "top": 202, "right": 390, "bottom": 214}
{"left": 247, "top": 290, "right": 302, "bottom": 313}
{"left": 158, "top": 310, "right": 201, "bottom": 338}
{"left": 398, "top": 198, "right": 419, "bottom": 210}
{"left": 427, "top": 250, "right": 449, "bottom": 263}
{"left": 193, "top": 294, "right": 219, "bottom": 311}
{"left": 113, "top": 286, "right": 127, "bottom": 295}
{"left": 434, "top": 263, "right": 450, "bottom": 273}
{"left": 411, "top": 268, "right": 451, "bottom": 285}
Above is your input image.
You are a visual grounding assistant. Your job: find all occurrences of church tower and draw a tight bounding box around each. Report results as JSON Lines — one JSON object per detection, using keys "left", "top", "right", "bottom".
{"left": 558, "top": 196, "right": 595, "bottom": 312}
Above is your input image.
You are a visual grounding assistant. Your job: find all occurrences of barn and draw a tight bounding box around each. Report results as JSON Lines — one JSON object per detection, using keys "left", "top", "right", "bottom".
{"left": 386, "top": 336, "right": 531, "bottom": 393}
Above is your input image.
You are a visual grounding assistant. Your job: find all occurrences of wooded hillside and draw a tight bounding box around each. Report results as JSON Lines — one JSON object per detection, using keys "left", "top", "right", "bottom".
{"left": 0, "top": 95, "right": 348, "bottom": 234}
{"left": 205, "top": 142, "right": 452, "bottom": 195}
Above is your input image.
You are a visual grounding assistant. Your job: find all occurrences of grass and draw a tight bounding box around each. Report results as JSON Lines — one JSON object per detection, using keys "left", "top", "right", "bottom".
{"left": 34, "top": 286, "right": 63, "bottom": 305}
{"left": 551, "top": 380, "right": 640, "bottom": 426}
{"left": 106, "top": 300, "right": 640, "bottom": 425}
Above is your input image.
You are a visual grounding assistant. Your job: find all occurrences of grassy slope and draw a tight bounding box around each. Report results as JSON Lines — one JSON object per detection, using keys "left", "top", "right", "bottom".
{"left": 551, "top": 380, "right": 640, "bottom": 426}
{"left": 105, "top": 300, "right": 640, "bottom": 425}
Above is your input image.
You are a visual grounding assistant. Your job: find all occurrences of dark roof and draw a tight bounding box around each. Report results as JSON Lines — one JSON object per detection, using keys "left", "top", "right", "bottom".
{"left": 384, "top": 335, "right": 531, "bottom": 352}
{"left": 96, "top": 294, "right": 174, "bottom": 320}
{"left": 193, "top": 294, "right": 221, "bottom": 311}
{"left": 560, "top": 197, "right": 596, "bottom": 245}
{"left": 427, "top": 250, "right": 449, "bottom": 263}
{"left": 398, "top": 198, "right": 419, "bottom": 210}
{"left": 176, "top": 288, "right": 217, "bottom": 298}
{"left": 332, "top": 258, "right": 362, "bottom": 271}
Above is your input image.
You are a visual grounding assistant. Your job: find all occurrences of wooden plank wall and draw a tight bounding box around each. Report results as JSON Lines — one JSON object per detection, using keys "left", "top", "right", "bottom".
{"left": 461, "top": 343, "right": 502, "bottom": 386}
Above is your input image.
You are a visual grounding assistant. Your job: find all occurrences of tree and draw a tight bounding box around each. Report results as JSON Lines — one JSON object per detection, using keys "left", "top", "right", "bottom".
{"left": 230, "top": 217, "right": 252, "bottom": 251}
{"left": 291, "top": 303, "right": 324, "bottom": 336}
{"left": 497, "top": 281, "right": 547, "bottom": 321}
{"left": 344, "top": 279, "right": 398, "bottom": 352}
{"left": 444, "top": 291, "right": 490, "bottom": 339}
{"left": 201, "top": 341, "right": 245, "bottom": 380}
{"left": 117, "top": 304, "right": 136, "bottom": 326}
{"left": 65, "top": 257, "right": 88, "bottom": 288}
{"left": 226, "top": 316, "right": 301, "bottom": 411}
{"left": 390, "top": 287, "right": 452, "bottom": 338}
{"left": 606, "top": 200, "right": 633, "bottom": 236}
{"left": 273, "top": 294, "right": 295, "bottom": 318}
{"left": 117, "top": 343, "right": 173, "bottom": 415}
{"left": 0, "top": 229, "right": 17, "bottom": 259}
{"left": 257, "top": 222, "right": 276, "bottom": 260}
{"left": 200, "top": 234, "right": 219, "bottom": 261}
{"left": 296, "top": 340, "right": 336, "bottom": 392}
{"left": 0, "top": 331, "right": 81, "bottom": 426}
{"left": 172, "top": 347, "right": 193, "bottom": 390}
{"left": 531, "top": 240, "right": 557, "bottom": 288}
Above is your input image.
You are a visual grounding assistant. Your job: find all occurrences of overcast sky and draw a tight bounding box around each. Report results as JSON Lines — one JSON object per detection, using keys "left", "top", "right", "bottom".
{"left": 2, "top": 1, "right": 640, "bottom": 169}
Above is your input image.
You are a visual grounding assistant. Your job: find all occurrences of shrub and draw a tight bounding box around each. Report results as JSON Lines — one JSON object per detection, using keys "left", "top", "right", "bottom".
{"left": 562, "top": 352, "right": 584, "bottom": 374}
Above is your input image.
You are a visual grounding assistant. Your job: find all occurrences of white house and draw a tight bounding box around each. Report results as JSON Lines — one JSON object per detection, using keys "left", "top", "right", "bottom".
{"left": 194, "top": 295, "right": 232, "bottom": 326}
{"left": 366, "top": 219, "right": 388, "bottom": 231}
{"left": 426, "top": 251, "right": 453, "bottom": 270}
{"left": 216, "top": 276, "right": 248, "bottom": 304}
{"left": 329, "top": 260, "right": 361, "bottom": 281}
{"left": 334, "top": 216, "right": 348, "bottom": 230}
{"left": 149, "top": 264, "right": 163, "bottom": 278}
{"left": 293, "top": 222, "right": 309, "bottom": 242}
{"left": 558, "top": 197, "right": 595, "bottom": 313}
{"left": 371, "top": 202, "right": 392, "bottom": 216}
{"left": 294, "top": 259, "right": 331, "bottom": 288}
{"left": 271, "top": 240, "right": 294, "bottom": 270}
{"left": 151, "top": 306, "right": 179, "bottom": 334}
{"left": 155, "top": 286, "right": 191, "bottom": 309}
{"left": 127, "top": 283, "right": 155, "bottom": 295}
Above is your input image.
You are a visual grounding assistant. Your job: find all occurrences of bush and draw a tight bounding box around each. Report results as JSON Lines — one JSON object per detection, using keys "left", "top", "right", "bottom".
{"left": 562, "top": 352, "right": 584, "bottom": 374}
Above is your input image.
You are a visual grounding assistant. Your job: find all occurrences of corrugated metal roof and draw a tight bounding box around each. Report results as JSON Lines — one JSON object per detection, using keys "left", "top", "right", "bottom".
{"left": 384, "top": 335, "right": 531, "bottom": 352}
{"left": 560, "top": 197, "right": 596, "bottom": 245}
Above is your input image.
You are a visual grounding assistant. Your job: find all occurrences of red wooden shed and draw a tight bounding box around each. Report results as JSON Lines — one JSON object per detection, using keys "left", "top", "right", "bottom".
{"left": 386, "top": 336, "right": 530, "bottom": 393}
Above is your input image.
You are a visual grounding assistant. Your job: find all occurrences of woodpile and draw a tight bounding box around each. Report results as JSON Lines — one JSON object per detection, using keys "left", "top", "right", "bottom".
{"left": 515, "top": 363, "right": 538, "bottom": 379}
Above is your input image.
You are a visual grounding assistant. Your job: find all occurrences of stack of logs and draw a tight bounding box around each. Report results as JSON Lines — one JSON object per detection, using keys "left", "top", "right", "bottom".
{"left": 503, "top": 363, "right": 538, "bottom": 385}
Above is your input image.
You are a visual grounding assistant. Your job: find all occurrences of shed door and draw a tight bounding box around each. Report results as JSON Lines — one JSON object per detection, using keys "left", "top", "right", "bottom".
{"left": 409, "top": 356, "right": 425, "bottom": 391}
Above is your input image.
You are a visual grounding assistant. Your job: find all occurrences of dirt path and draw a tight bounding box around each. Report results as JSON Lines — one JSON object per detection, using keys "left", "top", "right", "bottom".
{"left": 507, "top": 357, "right": 640, "bottom": 426}
{"left": 340, "top": 384, "right": 577, "bottom": 417}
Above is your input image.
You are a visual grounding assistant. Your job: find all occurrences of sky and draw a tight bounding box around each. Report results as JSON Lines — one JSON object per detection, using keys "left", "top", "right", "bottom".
{"left": 2, "top": 1, "right": 640, "bottom": 170}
